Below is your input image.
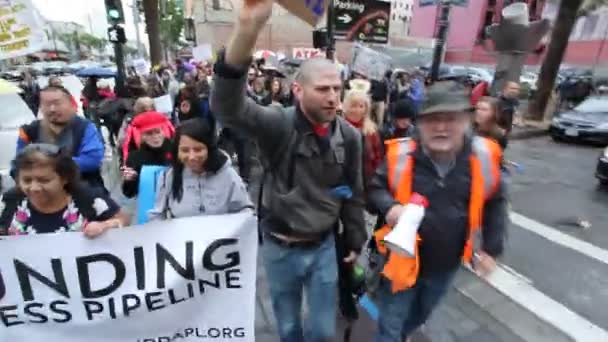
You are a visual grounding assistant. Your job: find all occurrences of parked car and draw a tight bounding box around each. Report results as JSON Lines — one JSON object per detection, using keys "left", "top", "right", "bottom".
{"left": 550, "top": 96, "right": 608, "bottom": 144}
{"left": 520, "top": 72, "right": 538, "bottom": 90}
{"left": 596, "top": 146, "right": 608, "bottom": 186}
{"left": 451, "top": 66, "right": 494, "bottom": 84}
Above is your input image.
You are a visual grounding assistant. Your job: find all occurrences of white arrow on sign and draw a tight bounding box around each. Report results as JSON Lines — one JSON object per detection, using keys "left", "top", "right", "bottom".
{"left": 338, "top": 14, "right": 352, "bottom": 24}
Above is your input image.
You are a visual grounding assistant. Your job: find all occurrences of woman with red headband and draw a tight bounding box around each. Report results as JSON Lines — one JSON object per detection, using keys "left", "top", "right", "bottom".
{"left": 121, "top": 112, "right": 175, "bottom": 198}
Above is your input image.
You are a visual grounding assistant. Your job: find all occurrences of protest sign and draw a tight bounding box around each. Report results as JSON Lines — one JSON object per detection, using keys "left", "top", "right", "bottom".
{"left": 0, "top": 0, "right": 48, "bottom": 60}
{"left": 132, "top": 58, "right": 150, "bottom": 76}
{"left": 349, "top": 43, "right": 392, "bottom": 81}
{"left": 276, "top": 0, "right": 329, "bottom": 26}
{"left": 192, "top": 44, "right": 213, "bottom": 62}
{"left": 137, "top": 165, "right": 168, "bottom": 224}
{"left": 0, "top": 213, "right": 258, "bottom": 342}
{"left": 154, "top": 95, "right": 174, "bottom": 116}
{"left": 292, "top": 47, "right": 325, "bottom": 59}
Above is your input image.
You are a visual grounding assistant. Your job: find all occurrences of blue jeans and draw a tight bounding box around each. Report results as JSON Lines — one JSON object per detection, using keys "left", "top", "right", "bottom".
{"left": 374, "top": 269, "right": 458, "bottom": 342}
{"left": 262, "top": 235, "right": 338, "bottom": 342}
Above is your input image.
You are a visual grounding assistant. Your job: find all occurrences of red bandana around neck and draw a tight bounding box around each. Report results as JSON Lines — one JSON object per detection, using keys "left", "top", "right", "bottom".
{"left": 346, "top": 116, "right": 364, "bottom": 129}
{"left": 313, "top": 124, "right": 330, "bottom": 137}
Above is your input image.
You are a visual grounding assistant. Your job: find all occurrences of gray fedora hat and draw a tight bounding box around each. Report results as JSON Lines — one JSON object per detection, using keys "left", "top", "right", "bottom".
{"left": 419, "top": 81, "right": 473, "bottom": 116}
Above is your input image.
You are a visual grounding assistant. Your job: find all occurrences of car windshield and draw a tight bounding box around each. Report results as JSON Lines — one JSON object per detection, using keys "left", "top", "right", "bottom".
{"left": 573, "top": 97, "right": 608, "bottom": 113}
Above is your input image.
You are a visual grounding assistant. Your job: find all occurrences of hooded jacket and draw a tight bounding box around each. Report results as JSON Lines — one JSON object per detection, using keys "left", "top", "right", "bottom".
{"left": 148, "top": 156, "right": 253, "bottom": 221}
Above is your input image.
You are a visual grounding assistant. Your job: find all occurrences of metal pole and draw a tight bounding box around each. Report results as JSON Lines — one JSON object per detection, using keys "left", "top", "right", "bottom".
{"left": 113, "top": 40, "right": 127, "bottom": 96}
{"left": 105, "top": 0, "right": 127, "bottom": 96}
{"left": 326, "top": 0, "right": 335, "bottom": 61}
{"left": 430, "top": 0, "right": 452, "bottom": 82}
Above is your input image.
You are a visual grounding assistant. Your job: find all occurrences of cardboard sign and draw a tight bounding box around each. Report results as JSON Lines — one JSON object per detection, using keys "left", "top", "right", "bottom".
{"left": 349, "top": 43, "right": 392, "bottom": 81}
{"left": 276, "top": 0, "right": 329, "bottom": 26}
{"left": 132, "top": 58, "right": 150, "bottom": 76}
{"left": 193, "top": 44, "right": 213, "bottom": 62}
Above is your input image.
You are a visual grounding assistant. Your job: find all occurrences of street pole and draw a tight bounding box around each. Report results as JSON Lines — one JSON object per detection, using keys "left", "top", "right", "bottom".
{"left": 326, "top": 0, "right": 336, "bottom": 61}
{"left": 105, "top": 0, "right": 127, "bottom": 96}
{"left": 113, "top": 42, "right": 126, "bottom": 96}
{"left": 430, "top": 0, "right": 452, "bottom": 82}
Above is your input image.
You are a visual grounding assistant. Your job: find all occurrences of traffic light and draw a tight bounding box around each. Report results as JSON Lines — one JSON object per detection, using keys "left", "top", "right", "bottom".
{"left": 108, "top": 25, "right": 127, "bottom": 44}
{"left": 105, "top": 0, "right": 125, "bottom": 24}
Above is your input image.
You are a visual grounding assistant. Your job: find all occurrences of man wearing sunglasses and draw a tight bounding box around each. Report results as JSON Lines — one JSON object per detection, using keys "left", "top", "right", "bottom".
{"left": 13, "top": 85, "right": 106, "bottom": 192}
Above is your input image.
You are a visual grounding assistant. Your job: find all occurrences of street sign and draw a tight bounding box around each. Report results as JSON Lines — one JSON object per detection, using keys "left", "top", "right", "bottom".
{"left": 334, "top": 0, "right": 391, "bottom": 44}
{"left": 419, "top": 0, "right": 468, "bottom": 7}
{"left": 108, "top": 25, "right": 127, "bottom": 44}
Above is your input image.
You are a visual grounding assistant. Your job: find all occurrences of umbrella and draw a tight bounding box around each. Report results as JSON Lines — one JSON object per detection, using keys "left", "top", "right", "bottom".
{"left": 76, "top": 67, "right": 116, "bottom": 78}
{"left": 260, "top": 66, "right": 285, "bottom": 78}
{"left": 281, "top": 58, "right": 303, "bottom": 67}
{"left": 0, "top": 79, "right": 22, "bottom": 94}
{"left": 254, "top": 50, "right": 276, "bottom": 60}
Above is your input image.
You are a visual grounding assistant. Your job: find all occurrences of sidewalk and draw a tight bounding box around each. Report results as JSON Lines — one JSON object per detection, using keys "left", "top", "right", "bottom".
{"left": 254, "top": 255, "right": 571, "bottom": 342}
{"left": 510, "top": 120, "right": 551, "bottom": 140}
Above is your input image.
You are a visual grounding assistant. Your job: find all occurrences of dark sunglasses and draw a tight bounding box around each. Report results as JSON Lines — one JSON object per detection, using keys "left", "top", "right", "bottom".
{"left": 19, "top": 143, "right": 62, "bottom": 156}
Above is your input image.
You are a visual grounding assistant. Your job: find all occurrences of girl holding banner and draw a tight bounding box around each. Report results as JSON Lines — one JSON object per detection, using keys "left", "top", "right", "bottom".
{"left": 0, "top": 144, "right": 129, "bottom": 237}
{"left": 148, "top": 119, "right": 253, "bottom": 221}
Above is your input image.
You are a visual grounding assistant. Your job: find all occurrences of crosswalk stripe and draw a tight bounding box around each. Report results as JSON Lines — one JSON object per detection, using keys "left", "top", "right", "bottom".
{"left": 481, "top": 263, "right": 608, "bottom": 341}
{"left": 510, "top": 212, "right": 608, "bottom": 266}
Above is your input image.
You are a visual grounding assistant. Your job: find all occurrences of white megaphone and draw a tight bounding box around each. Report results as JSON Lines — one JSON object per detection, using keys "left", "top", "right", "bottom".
{"left": 383, "top": 193, "right": 429, "bottom": 257}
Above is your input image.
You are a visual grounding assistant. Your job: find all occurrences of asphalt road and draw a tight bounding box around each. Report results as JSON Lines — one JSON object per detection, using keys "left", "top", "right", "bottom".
{"left": 502, "top": 137, "right": 608, "bottom": 338}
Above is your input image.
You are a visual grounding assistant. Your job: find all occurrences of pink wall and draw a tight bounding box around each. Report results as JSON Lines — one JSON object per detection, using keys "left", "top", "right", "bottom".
{"left": 409, "top": 0, "right": 487, "bottom": 49}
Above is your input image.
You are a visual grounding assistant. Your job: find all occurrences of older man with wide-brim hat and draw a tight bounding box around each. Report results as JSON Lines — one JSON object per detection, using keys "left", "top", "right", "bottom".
{"left": 367, "top": 81, "right": 507, "bottom": 342}
{"left": 416, "top": 81, "right": 474, "bottom": 160}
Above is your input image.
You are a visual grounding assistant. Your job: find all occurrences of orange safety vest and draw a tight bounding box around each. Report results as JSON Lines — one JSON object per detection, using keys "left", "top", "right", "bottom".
{"left": 374, "top": 136, "right": 502, "bottom": 293}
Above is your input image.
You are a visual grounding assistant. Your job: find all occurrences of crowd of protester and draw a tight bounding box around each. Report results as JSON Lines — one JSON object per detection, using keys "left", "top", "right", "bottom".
{"left": 4, "top": 36, "right": 521, "bottom": 341}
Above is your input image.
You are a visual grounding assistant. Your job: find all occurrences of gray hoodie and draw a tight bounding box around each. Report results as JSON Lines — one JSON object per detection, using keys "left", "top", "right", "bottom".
{"left": 148, "top": 159, "right": 253, "bottom": 221}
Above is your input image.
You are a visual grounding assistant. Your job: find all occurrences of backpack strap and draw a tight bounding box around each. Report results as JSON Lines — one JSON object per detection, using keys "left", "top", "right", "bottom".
{"left": 70, "top": 116, "right": 90, "bottom": 157}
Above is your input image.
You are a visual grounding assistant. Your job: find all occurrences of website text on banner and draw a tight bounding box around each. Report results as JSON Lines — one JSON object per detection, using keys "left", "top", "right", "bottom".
{"left": 0, "top": 213, "right": 258, "bottom": 342}
{"left": 0, "top": 0, "right": 48, "bottom": 60}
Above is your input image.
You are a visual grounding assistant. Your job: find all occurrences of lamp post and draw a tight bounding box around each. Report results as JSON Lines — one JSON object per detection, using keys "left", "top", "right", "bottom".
{"left": 326, "top": 0, "right": 336, "bottom": 61}
{"left": 430, "top": 0, "right": 452, "bottom": 82}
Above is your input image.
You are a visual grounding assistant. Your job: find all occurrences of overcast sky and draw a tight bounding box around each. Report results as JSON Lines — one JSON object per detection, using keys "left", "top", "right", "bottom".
{"left": 32, "top": 0, "right": 146, "bottom": 42}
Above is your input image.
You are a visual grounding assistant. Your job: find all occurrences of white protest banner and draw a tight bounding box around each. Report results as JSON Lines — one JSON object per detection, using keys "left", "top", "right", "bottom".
{"left": 349, "top": 43, "right": 392, "bottom": 81}
{"left": 192, "top": 44, "right": 213, "bottom": 62}
{"left": 0, "top": 0, "right": 47, "bottom": 60}
{"left": 292, "top": 47, "right": 325, "bottom": 59}
{"left": 0, "top": 213, "right": 258, "bottom": 342}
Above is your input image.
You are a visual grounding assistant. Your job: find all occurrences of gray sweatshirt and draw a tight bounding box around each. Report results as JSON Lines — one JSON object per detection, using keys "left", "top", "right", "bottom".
{"left": 148, "top": 159, "right": 253, "bottom": 221}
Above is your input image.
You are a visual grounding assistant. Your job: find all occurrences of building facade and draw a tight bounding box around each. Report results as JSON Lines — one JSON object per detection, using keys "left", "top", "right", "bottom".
{"left": 409, "top": 0, "right": 608, "bottom": 66}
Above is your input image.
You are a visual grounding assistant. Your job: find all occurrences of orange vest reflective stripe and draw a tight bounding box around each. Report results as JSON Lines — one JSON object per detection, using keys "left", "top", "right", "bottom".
{"left": 374, "top": 136, "right": 502, "bottom": 293}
